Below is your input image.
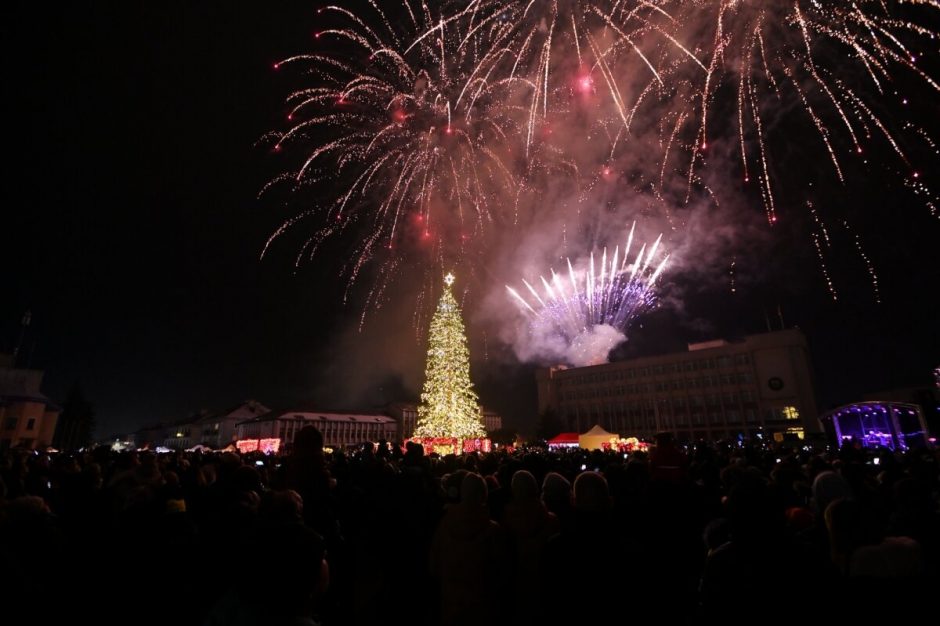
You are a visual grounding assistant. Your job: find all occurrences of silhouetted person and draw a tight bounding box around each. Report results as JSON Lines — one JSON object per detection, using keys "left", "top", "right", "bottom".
{"left": 206, "top": 520, "right": 328, "bottom": 626}
{"left": 502, "top": 470, "right": 559, "bottom": 626}
{"left": 541, "top": 472, "right": 648, "bottom": 621}
{"left": 700, "top": 477, "right": 801, "bottom": 624}
{"left": 285, "top": 426, "right": 338, "bottom": 539}
{"left": 540, "top": 471, "right": 573, "bottom": 534}
{"left": 649, "top": 432, "right": 688, "bottom": 484}
{"left": 430, "top": 472, "right": 508, "bottom": 626}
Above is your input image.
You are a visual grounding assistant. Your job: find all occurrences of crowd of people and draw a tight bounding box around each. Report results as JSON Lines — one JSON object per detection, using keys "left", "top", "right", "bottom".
{"left": 1, "top": 430, "right": 937, "bottom": 625}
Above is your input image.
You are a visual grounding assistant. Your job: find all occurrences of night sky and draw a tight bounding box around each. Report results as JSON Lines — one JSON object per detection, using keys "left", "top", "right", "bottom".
{"left": 3, "top": 2, "right": 938, "bottom": 438}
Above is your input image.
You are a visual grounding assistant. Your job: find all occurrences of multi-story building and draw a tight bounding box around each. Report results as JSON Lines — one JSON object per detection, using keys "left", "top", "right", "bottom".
{"left": 134, "top": 400, "right": 272, "bottom": 450}
{"left": 133, "top": 422, "right": 168, "bottom": 449}
{"left": 537, "top": 329, "right": 819, "bottom": 442}
{"left": 194, "top": 400, "right": 270, "bottom": 449}
{"left": 482, "top": 409, "right": 503, "bottom": 434}
{"left": 0, "top": 353, "right": 60, "bottom": 450}
{"left": 162, "top": 416, "right": 198, "bottom": 450}
{"left": 235, "top": 410, "right": 398, "bottom": 449}
{"left": 385, "top": 402, "right": 502, "bottom": 439}
{"left": 385, "top": 403, "right": 418, "bottom": 438}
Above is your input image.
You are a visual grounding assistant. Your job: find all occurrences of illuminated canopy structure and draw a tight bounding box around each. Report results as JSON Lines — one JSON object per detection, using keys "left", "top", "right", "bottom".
{"left": 547, "top": 432, "right": 580, "bottom": 449}
{"left": 820, "top": 402, "right": 930, "bottom": 451}
{"left": 578, "top": 424, "right": 620, "bottom": 451}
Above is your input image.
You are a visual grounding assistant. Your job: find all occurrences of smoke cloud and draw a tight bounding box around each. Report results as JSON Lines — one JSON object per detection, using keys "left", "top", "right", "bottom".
{"left": 565, "top": 324, "right": 626, "bottom": 367}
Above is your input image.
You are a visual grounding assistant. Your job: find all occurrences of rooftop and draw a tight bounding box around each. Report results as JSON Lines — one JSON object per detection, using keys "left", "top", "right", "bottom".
{"left": 238, "top": 410, "right": 397, "bottom": 426}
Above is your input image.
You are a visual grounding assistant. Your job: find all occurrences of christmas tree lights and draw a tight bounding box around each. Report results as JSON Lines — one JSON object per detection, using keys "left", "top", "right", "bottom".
{"left": 413, "top": 273, "right": 487, "bottom": 441}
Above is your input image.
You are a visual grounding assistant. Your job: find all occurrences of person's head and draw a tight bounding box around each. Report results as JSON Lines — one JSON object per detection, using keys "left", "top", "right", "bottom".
{"left": 234, "top": 465, "right": 262, "bottom": 494}
{"left": 376, "top": 438, "right": 390, "bottom": 459}
{"left": 703, "top": 517, "right": 731, "bottom": 553}
{"left": 511, "top": 470, "right": 539, "bottom": 502}
{"left": 199, "top": 463, "right": 217, "bottom": 487}
{"left": 4, "top": 495, "right": 50, "bottom": 523}
{"left": 83, "top": 462, "right": 103, "bottom": 489}
{"left": 442, "top": 469, "right": 468, "bottom": 502}
{"left": 293, "top": 426, "right": 324, "bottom": 456}
{"left": 541, "top": 472, "right": 571, "bottom": 509}
{"left": 164, "top": 470, "right": 180, "bottom": 489}
{"left": 812, "top": 470, "right": 852, "bottom": 515}
{"left": 460, "top": 472, "right": 488, "bottom": 507}
{"left": 824, "top": 497, "right": 880, "bottom": 570}
{"left": 573, "top": 471, "right": 611, "bottom": 512}
{"left": 785, "top": 506, "right": 814, "bottom": 533}
{"left": 484, "top": 474, "right": 500, "bottom": 494}
{"left": 261, "top": 489, "right": 304, "bottom": 524}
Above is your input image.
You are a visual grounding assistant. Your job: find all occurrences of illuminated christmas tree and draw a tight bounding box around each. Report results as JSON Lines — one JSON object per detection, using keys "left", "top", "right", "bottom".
{"left": 414, "top": 273, "right": 486, "bottom": 441}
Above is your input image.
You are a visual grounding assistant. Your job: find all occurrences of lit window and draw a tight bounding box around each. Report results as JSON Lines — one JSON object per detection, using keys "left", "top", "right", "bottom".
{"left": 783, "top": 406, "right": 800, "bottom": 420}
{"left": 786, "top": 426, "right": 805, "bottom": 440}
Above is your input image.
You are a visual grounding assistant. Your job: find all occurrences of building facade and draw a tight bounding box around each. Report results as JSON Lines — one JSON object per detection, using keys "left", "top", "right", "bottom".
{"left": 162, "top": 417, "right": 198, "bottom": 450}
{"left": 0, "top": 353, "right": 60, "bottom": 450}
{"left": 194, "top": 400, "right": 270, "bottom": 449}
{"left": 482, "top": 409, "right": 503, "bottom": 434}
{"left": 385, "top": 403, "right": 418, "bottom": 439}
{"left": 537, "top": 329, "right": 819, "bottom": 442}
{"left": 133, "top": 400, "right": 272, "bottom": 450}
{"left": 236, "top": 410, "right": 398, "bottom": 449}
{"left": 134, "top": 422, "right": 168, "bottom": 449}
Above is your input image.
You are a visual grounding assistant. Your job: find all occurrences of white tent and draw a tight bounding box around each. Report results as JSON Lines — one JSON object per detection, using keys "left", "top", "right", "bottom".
{"left": 579, "top": 424, "right": 620, "bottom": 451}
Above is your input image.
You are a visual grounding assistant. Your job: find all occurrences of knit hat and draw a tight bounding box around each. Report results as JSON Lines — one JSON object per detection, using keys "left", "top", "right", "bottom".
{"left": 511, "top": 470, "right": 539, "bottom": 501}
{"left": 573, "top": 471, "right": 610, "bottom": 512}
{"left": 461, "top": 472, "right": 488, "bottom": 506}
{"left": 812, "top": 471, "right": 852, "bottom": 515}
{"left": 541, "top": 471, "right": 571, "bottom": 503}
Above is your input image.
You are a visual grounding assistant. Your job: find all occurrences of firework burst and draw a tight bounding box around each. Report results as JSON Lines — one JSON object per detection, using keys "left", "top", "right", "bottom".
{"left": 493, "top": 1, "right": 938, "bottom": 213}
{"left": 262, "top": 1, "right": 939, "bottom": 321}
{"left": 262, "top": 2, "right": 523, "bottom": 309}
{"left": 636, "top": 0, "right": 939, "bottom": 224}
{"left": 506, "top": 222, "right": 669, "bottom": 366}
{"left": 489, "top": 0, "right": 939, "bottom": 298}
